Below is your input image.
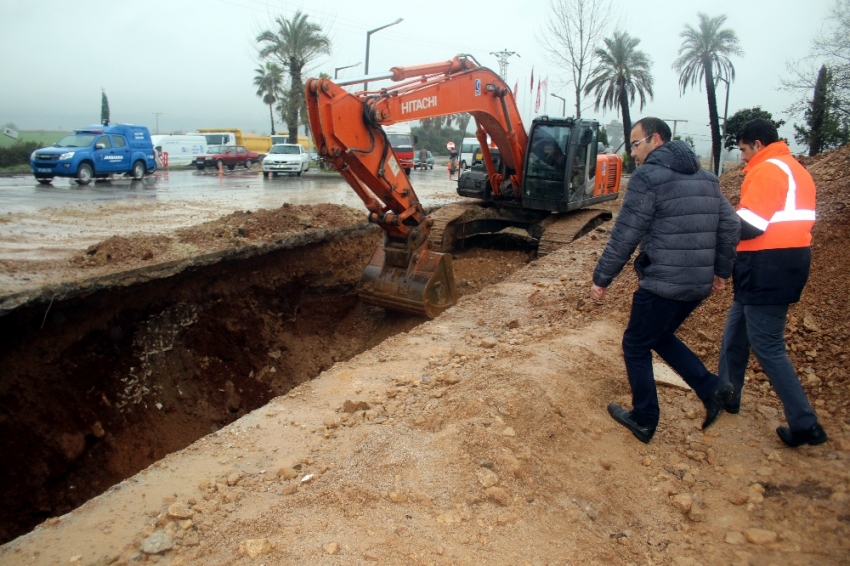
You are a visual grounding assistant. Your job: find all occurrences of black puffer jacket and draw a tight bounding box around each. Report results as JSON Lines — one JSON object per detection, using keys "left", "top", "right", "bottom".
{"left": 593, "top": 140, "right": 740, "bottom": 301}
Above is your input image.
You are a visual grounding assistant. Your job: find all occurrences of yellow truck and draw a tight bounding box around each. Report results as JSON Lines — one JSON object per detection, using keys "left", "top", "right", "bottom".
{"left": 195, "top": 129, "right": 272, "bottom": 154}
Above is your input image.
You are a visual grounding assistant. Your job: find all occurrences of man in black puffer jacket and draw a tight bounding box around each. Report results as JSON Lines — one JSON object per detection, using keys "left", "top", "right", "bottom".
{"left": 590, "top": 117, "right": 740, "bottom": 443}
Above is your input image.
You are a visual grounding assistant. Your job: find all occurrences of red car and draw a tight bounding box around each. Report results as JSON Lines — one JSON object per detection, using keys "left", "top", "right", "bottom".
{"left": 194, "top": 145, "right": 259, "bottom": 171}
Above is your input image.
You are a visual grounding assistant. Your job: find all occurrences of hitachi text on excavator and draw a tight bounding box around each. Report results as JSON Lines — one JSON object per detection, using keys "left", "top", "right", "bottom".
{"left": 305, "top": 55, "right": 622, "bottom": 318}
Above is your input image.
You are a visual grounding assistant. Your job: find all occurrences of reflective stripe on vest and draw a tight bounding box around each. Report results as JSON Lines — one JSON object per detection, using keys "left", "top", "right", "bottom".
{"left": 736, "top": 158, "right": 816, "bottom": 230}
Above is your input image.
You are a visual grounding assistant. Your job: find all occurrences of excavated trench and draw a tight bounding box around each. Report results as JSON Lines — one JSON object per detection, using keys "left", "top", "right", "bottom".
{"left": 0, "top": 228, "right": 532, "bottom": 544}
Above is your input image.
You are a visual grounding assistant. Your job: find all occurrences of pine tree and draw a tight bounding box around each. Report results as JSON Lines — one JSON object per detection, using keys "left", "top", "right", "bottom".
{"left": 794, "top": 65, "right": 850, "bottom": 154}
{"left": 101, "top": 90, "right": 110, "bottom": 126}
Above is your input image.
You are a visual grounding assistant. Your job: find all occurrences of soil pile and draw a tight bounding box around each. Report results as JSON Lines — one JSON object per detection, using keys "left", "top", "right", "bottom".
{"left": 67, "top": 203, "right": 366, "bottom": 272}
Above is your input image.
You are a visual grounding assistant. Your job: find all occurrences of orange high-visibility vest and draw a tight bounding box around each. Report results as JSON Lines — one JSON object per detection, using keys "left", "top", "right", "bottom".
{"left": 736, "top": 141, "right": 816, "bottom": 252}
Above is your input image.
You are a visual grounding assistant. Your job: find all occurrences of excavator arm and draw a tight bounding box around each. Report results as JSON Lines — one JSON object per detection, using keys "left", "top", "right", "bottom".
{"left": 305, "top": 55, "right": 529, "bottom": 317}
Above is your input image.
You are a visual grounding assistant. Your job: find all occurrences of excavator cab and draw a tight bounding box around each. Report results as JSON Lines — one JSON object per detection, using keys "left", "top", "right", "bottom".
{"left": 522, "top": 118, "right": 608, "bottom": 213}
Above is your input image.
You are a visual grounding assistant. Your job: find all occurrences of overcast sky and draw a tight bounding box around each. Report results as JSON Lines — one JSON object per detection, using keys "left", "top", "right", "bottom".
{"left": 0, "top": 0, "right": 834, "bottom": 156}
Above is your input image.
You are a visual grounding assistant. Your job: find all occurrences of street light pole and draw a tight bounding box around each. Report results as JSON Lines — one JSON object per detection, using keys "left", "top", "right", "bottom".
{"left": 364, "top": 18, "right": 403, "bottom": 91}
{"left": 152, "top": 112, "right": 163, "bottom": 134}
{"left": 550, "top": 94, "right": 566, "bottom": 116}
{"left": 335, "top": 62, "right": 361, "bottom": 79}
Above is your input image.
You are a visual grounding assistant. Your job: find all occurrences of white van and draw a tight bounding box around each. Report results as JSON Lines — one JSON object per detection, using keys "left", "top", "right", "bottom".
{"left": 150, "top": 135, "right": 207, "bottom": 167}
{"left": 459, "top": 137, "right": 480, "bottom": 170}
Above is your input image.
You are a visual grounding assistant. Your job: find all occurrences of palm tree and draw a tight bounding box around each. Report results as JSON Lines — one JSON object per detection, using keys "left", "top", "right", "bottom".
{"left": 257, "top": 11, "right": 330, "bottom": 144}
{"left": 253, "top": 62, "right": 283, "bottom": 135}
{"left": 673, "top": 13, "right": 742, "bottom": 175}
{"left": 584, "top": 31, "right": 654, "bottom": 159}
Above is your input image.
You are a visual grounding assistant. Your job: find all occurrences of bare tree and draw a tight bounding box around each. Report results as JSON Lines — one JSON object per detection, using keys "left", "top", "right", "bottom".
{"left": 539, "top": 0, "right": 618, "bottom": 118}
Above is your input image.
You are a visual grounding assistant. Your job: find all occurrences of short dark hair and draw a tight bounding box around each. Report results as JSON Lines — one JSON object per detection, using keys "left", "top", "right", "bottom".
{"left": 633, "top": 117, "right": 672, "bottom": 143}
{"left": 736, "top": 118, "right": 779, "bottom": 147}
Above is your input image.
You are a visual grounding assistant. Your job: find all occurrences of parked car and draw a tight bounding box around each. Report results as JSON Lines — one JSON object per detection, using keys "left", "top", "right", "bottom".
{"left": 193, "top": 145, "right": 220, "bottom": 167}
{"left": 194, "top": 145, "right": 258, "bottom": 171}
{"left": 30, "top": 124, "right": 156, "bottom": 185}
{"left": 262, "top": 143, "right": 310, "bottom": 177}
{"left": 414, "top": 150, "right": 434, "bottom": 170}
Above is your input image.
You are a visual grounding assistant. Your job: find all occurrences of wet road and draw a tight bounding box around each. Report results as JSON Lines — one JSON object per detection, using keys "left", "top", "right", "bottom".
{"left": 0, "top": 165, "right": 462, "bottom": 261}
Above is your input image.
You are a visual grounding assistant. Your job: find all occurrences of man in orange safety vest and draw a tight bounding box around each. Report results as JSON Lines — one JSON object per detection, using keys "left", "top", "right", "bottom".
{"left": 718, "top": 118, "right": 826, "bottom": 447}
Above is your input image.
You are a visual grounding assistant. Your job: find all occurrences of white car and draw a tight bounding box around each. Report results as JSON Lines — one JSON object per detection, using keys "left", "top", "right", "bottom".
{"left": 262, "top": 143, "right": 310, "bottom": 177}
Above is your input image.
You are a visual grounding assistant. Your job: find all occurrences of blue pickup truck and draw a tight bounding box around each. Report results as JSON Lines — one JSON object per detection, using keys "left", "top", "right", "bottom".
{"left": 30, "top": 124, "right": 157, "bottom": 185}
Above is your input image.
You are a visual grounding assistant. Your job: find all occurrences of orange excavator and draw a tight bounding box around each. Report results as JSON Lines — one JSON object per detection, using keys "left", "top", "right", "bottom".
{"left": 305, "top": 54, "right": 622, "bottom": 318}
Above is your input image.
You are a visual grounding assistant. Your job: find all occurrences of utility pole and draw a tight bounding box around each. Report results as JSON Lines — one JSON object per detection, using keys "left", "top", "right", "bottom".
{"left": 152, "top": 112, "right": 163, "bottom": 134}
{"left": 489, "top": 49, "right": 520, "bottom": 82}
{"left": 661, "top": 119, "right": 688, "bottom": 139}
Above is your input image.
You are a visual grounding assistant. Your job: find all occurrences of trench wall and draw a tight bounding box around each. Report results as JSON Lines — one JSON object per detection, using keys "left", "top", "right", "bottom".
{"left": 0, "top": 227, "right": 425, "bottom": 544}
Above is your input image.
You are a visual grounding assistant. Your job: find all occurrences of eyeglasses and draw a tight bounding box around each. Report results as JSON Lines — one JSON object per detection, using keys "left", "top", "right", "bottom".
{"left": 630, "top": 134, "right": 652, "bottom": 151}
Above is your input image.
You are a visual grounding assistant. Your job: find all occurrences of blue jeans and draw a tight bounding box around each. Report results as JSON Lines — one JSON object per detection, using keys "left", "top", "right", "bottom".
{"left": 718, "top": 301, "right": 818, "bottom": 432}
{"left": 623, "top": 288, "right": 720, "bottom": 428}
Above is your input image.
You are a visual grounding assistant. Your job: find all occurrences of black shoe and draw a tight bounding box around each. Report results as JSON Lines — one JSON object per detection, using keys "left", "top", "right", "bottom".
{"left": 777, "top": 423, "right": 828, "bottom": 447}
{"left": 607, "top": 403, "right": 655, "bottom": 444}
{"left": 723, "top": 401, "right": 740, "bottom": 414}
{"left": 703, "top": 381, "right": 734, "bottom": 429}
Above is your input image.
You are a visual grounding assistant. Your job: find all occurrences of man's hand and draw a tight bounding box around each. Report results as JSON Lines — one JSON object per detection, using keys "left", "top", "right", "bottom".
{"left": 591, "top": 284, "right": 607, "bottom": 301}
{"left": 711, "top": 275, "right": 727, "bottom": 294}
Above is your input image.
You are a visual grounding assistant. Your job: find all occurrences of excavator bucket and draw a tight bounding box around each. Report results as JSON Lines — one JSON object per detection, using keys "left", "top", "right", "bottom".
{"left": 357, "top": 243, "right": 458, "bottom": 318}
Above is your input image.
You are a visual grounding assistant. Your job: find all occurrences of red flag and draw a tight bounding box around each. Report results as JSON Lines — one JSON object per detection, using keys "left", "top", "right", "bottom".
{"left": 534, "top": 79, "right": 541, "bottom": 113}
{"left": 513, "top": 80, "right": 518, "bottom": 98}
{"left": 530, "top": 67, "right": 534, "bottom": 91}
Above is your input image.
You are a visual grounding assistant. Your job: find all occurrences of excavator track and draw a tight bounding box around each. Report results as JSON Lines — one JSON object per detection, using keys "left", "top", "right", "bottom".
{"left": 429, "top": 203, "right": 613, "bottom": 258}
{"left": 428, "top": 202, "right": 487, "bottom": 253}
{"left": 536, "top": 208, "right": 613, "bottom": 257}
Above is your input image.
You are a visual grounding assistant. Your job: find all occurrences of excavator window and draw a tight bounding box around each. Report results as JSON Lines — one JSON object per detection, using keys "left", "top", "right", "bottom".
{"left": 569, "top": 126, "right": 598, "bottom": 199}
{"left": 525, "top": 124, "right": 571, "bottom": 199}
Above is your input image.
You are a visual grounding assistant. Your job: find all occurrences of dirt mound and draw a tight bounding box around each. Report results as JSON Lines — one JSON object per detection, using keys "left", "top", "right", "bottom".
{"left": 67, "top": 204, "right": 366, "bottom": 271}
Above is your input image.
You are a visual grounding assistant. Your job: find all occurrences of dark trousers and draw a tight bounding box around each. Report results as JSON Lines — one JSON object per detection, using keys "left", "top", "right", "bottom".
{"left": 623, "top": 288, "right": 720, "bottom": 428}
{"left": 718, "top": 301, "right": 818, "bottom": 432}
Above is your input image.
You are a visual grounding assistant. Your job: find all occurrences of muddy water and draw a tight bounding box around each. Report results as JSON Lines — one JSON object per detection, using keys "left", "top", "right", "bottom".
{"left": 0, "top": 167, "right": 462, "bottom": 261}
